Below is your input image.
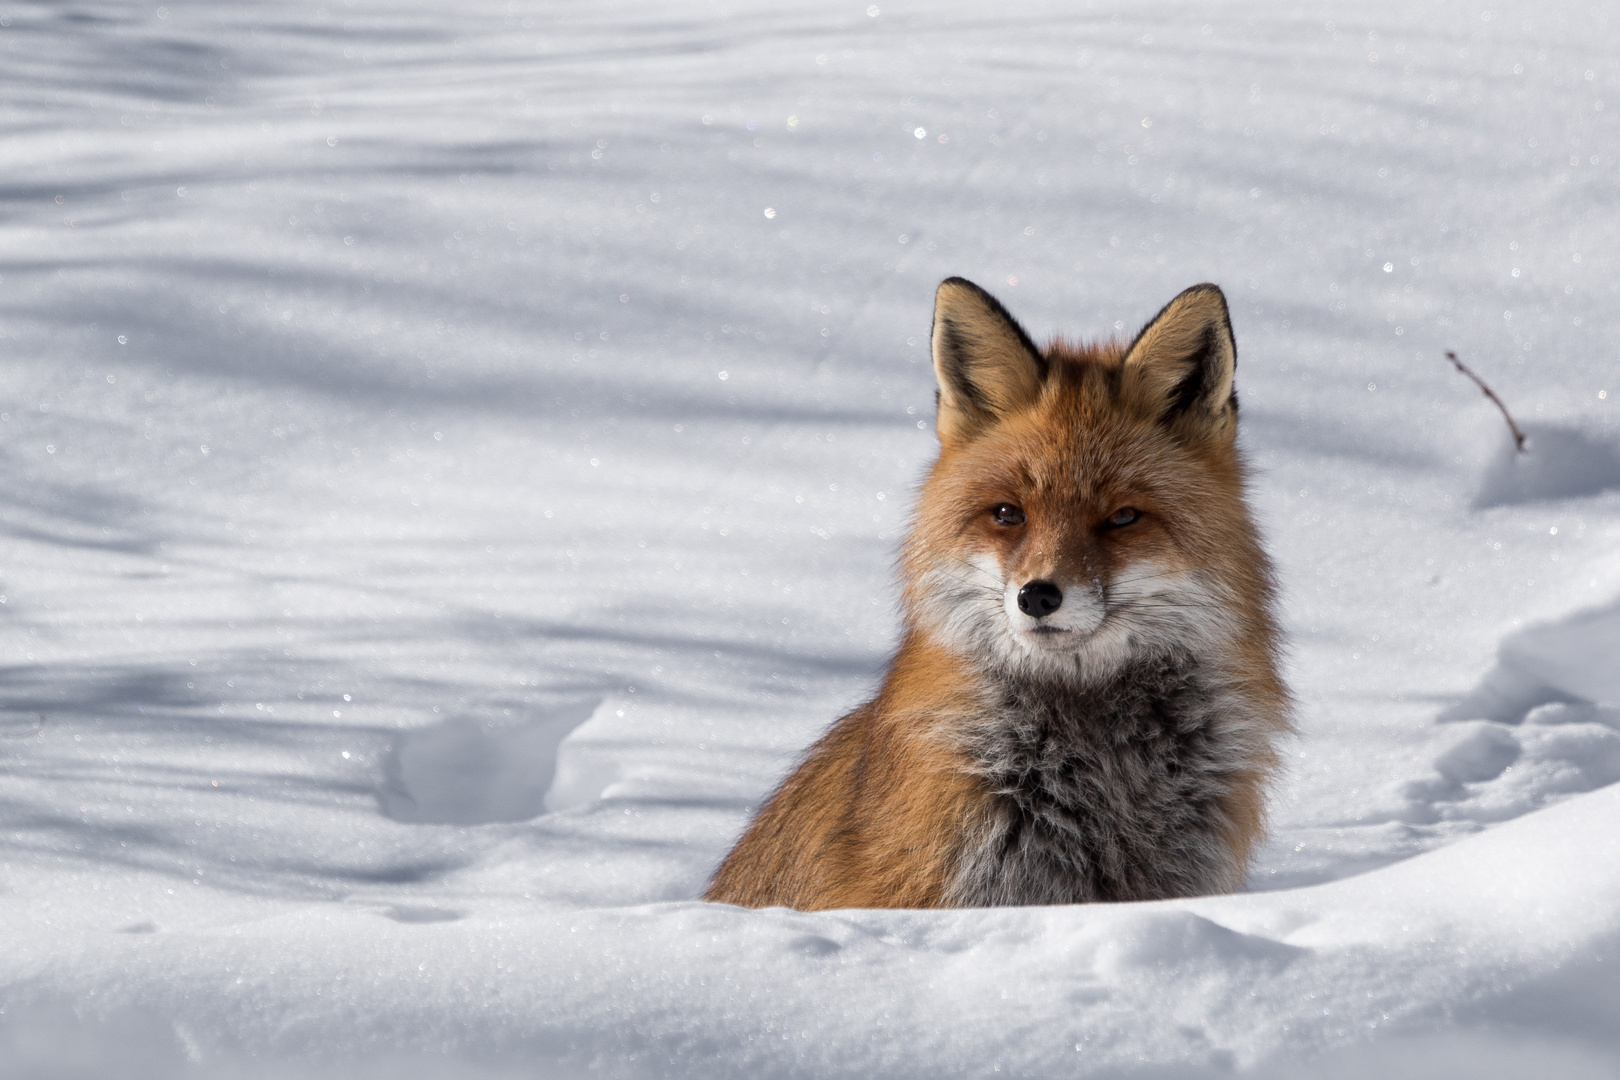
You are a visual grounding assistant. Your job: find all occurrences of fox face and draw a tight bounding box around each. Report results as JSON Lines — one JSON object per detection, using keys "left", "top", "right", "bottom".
{"left": 903, "top": 279, "right": 1266, "bottom": 688}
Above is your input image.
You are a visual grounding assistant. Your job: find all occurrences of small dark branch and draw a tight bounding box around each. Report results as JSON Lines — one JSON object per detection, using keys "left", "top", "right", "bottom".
{"left": 1445, "top": 350, "right": 1527, "bottom": 453}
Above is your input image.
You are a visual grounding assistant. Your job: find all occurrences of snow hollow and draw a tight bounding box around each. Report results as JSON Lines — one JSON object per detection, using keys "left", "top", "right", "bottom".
{"left": 2, "top": 0, "right": 1620, "bottom": 1076}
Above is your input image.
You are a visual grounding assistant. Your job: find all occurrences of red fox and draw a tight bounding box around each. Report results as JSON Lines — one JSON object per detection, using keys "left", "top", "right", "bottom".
{"left": 704, "top": 278, "right": 1292, "bottom": 910}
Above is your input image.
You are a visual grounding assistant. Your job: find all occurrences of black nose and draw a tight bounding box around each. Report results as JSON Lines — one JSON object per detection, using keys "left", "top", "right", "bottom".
{"left": 1017, "top": 580, "right": 1064, "bottom": 618}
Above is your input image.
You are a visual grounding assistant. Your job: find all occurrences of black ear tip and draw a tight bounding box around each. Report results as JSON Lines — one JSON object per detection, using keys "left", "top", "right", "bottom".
{"left": 937, "top": 276, "right": 987, "bottom": 298}
{"left": 1180, "top": 282, "right": 1229, "bottom": 306}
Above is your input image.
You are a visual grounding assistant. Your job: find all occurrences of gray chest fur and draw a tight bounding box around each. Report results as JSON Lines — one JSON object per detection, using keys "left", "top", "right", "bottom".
{"left": 946, "top": 652, "right": 1250, "bottom": 906}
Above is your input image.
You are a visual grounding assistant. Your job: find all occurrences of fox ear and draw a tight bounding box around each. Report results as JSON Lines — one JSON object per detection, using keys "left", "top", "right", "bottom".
{"left": 1122, "top": 283, "right": 1238, "bottom": 432}
{"left": 930, "top": 277, "right": 1047, "bottom": 448}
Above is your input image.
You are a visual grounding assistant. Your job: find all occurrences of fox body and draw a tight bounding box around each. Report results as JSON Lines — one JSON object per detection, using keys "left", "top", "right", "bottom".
{"left": 704, "top": 279, "right": 1291, "bottom": 910}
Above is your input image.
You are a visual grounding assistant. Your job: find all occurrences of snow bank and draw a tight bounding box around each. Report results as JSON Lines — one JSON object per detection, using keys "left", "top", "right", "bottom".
{"left": 1444, "top": 599, "right": 1620, "bottom": 719}
{"left": 4, "top": 783, "right": 1620, "bottom": 1078}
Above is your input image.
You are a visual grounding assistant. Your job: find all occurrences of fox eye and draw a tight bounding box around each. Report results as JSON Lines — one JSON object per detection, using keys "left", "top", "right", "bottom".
{"left": 1104, "top": 507, "right": 1140, "bottom": 529}
{"left": 991, "top": 503, "right": 1026, "bottom": 526}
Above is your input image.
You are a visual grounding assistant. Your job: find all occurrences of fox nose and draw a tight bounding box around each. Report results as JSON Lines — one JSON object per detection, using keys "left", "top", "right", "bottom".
{"left": 1017, "top": 580, "right": 1064, "bottom": 618}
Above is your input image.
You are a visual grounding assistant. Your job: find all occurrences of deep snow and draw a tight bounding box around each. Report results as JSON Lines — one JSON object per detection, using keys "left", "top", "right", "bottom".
{"left": 3, "top": 0, "right": 1620, "bottom": 1075}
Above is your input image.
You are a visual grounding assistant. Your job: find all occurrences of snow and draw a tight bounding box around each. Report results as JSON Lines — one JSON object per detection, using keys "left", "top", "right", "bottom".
{"left": 1475, "top": 424, "right": 1620, "bottom": 507}
{"left": 3, "top": 0, "right": 1620, "bottom": 1074}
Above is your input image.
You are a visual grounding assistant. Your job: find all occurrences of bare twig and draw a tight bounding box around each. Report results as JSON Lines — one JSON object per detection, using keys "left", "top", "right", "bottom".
{"left": 1445, "top": 350, "right": 1527, "bottom": 453}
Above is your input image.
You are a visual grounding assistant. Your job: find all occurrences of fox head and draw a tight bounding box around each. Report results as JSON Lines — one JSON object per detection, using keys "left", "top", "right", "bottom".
{"left": 902, "top": 278, "right": 1276, "bottom": 686}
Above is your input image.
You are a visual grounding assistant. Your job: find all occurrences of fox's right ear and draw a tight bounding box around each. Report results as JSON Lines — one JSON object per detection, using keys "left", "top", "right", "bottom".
{"left": 930, "top": 277, "right": 1047, "bottom": 449}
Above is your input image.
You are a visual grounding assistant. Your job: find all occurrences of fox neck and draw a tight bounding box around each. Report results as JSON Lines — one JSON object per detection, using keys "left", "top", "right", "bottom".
{"left": 892, "top": 627, "right": 1257, "bottom": 905}
{"left": 946, "top": 646, "right": 1251, "bottom": 905}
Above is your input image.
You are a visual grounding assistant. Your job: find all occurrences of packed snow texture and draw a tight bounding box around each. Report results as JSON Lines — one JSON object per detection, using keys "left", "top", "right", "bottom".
{"left": 3, "top": 0, "right": 1620, "bottom": 1075}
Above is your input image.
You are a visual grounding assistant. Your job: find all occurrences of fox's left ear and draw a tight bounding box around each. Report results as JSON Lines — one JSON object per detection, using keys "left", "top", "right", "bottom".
{"left": 1122, "top": 283, "right": 1238, "bottom": 434}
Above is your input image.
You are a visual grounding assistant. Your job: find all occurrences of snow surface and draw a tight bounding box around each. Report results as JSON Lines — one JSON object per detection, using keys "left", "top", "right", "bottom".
{"left": 3, "top": 0, "right": 1620, "bottom": 1075}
